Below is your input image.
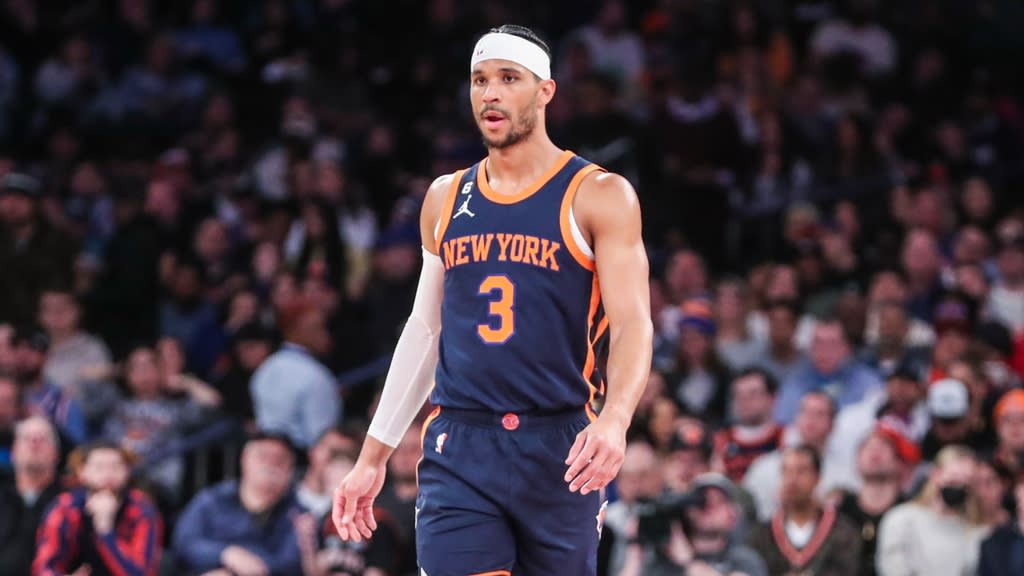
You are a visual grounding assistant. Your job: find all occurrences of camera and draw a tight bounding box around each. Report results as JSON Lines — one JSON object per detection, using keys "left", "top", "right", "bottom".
{"left": 634, "top": 489, "right": 706, "bottom": 544}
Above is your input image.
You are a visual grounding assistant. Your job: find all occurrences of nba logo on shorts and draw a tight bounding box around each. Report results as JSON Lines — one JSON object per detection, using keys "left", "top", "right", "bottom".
{"left": 435, "top": 432, "right": 448, "bottom": 454}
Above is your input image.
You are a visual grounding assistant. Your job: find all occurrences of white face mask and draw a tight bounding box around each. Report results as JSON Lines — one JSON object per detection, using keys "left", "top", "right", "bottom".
{"left": 985, "top": 361, "right": 1011, "bottom": 388}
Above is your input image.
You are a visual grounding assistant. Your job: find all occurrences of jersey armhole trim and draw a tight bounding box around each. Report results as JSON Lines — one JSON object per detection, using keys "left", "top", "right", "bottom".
{"left": 433, "top": 169, "right": 467, "bottom": 249}
{"left": 559, "top": 164, "right": 603, "bottom": 271}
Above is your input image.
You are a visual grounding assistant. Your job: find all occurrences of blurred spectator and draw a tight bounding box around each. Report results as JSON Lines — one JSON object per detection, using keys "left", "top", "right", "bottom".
{"left": 215, "top": 321, "right": 274, "bottom": 428}
{"left": 979, "top": 474, "right": 1024, "bottom": 576}
{"left": 297, "top": 426, "right": 359, "bottom": 518}
{"left": 837, "top": 426, "right": 913, "bottom": 576}
{"left": 921, "top": 378, "right": 988, "bottom": 461}
{"left": 251, "top": 297, "right": 339, "bottom": 450}
{"left": 928, "top": 292, "right": 976, "bottom": 383}
{"left": 569, "top": 0, "right": 645, "bottom": 100}
{"left": 748, "top": 444, "right": 862, "bottom": 575}
{"left": 620, "top": 473, "right": 767, "bottom": 576}
{"left": 863, "top": 270, "right": 936, "bottom": 349}
{"left": 103, "top": 345, "right": 221, "bottom": 504}
{"left": 992, "top": 390, "right": 1024, "bottom": 477}
{"left": 172, "top": 431, "right": 303, "bottom": 575}
{"left": 975, "top": 458, "right": 1011, "bottom": 531}
{"left": 0, "top": 172, "right": 75, "bottom": 326}
{"left": 295, "top": 449, "right": 399, "bottom": 576}
{"left": 376, "top": 426, "right": 422, "bottom": 576}
{"left": 13, "top": 324, "right": 86, "bottom": 446}
{"left": 663, "top": 421, "right": 714, "bottom": 494}
{"left": 774, "top": 318, "right": 882, "bottom": 423}
{"left": 600, "top": 441, "right": 663, "bottom": 576}
{"left": 38, "top": 286, "right": 118, "bottom": 433}
{"left": 877, "top": 445, "right": 986, "bottom": 575}
{"left": 714, "top": 278, "right": 764, "bottom": 372}
{"left": 751, "top": 299, "right": 803, "bottom": 384}
{"left": 0, "top": 322, "right": 14, "bottom": 372}
{"left": 667, "top": 298, "right": 732, "bottom": 424}
{"left": 860, "top": 299, "right": 931, "bottom": 380}
{"left": 159, "top": 254, "right": 227, "bottom": 378}
{"left": 0, "top": 376, "right": 17, "bottom": 471}
{"left": 974, "top": 321, "right": 1022, "bottom": 391}
{"left": 713, "top": 368, "right": 783, "bottom": 482}
{"left": 0, "top": 417, "right": 61, "bottom": 575}
{"left": 843, "top": 365, "right": 928, "bottom": 460}
{"left": 986, "top": 220, "right": 1024, "bottom": 336}
{"left": 34, "top": 440, "right": 163, "bottom": 576}
{"left": 902, "top": 228, "right": 946, "bottom": 323}
{"left": 286, "top": 198, "right": 348, "bottom": 292}
{"left": 745, "top": 391, "right": 844, "bottom": 521}
{"left": 810, "top": 0, "right": 896, "bottom": 78}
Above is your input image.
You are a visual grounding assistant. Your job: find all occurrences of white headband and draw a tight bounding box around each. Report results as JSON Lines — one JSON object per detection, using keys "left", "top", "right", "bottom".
{"left": 470, "top": 32, "right": 551, "bottom": 80}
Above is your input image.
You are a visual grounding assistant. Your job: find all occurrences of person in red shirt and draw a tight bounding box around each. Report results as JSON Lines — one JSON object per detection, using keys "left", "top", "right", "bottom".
{"left": 712, "top": 368, "right": 783, "bottom": 482}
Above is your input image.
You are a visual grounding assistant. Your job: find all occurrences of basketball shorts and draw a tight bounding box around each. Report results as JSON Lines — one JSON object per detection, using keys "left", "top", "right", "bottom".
{"left": 415, "top": 406, "right": 604, "bottom": 576}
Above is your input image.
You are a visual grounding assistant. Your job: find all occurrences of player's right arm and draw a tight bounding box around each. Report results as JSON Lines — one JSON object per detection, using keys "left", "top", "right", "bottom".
{"left": 333, "top": 173, "right": 454, "bottom": 542}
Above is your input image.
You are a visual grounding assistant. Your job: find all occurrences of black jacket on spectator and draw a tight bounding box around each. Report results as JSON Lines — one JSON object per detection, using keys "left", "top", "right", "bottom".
{"left": 0, "top": 221, "right": 75, "bottom": 325}
{"left": 979, "top": 522, "right": 1024, "bottom": 576}
{"left": 0, "top": 479, "right": 62, "bottom": 575}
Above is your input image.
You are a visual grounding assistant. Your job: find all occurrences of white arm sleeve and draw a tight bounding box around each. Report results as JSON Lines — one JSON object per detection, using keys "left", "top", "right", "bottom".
{"left": 366, "top": 247, "right": 444, "bottom": 447}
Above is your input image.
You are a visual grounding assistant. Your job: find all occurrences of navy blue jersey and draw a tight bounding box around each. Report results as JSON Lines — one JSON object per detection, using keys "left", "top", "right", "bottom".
{"left": 432, "top": 151, "right": 607, "bottom": 417}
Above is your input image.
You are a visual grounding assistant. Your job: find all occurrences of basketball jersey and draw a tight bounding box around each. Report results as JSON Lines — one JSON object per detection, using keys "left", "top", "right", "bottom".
{"left": 432, "top": 150, "right": 606, "bottom": 417}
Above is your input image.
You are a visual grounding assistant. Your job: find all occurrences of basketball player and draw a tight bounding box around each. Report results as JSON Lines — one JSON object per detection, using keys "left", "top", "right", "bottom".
{"left": 333, "top": 24, "right": 653, "bottom": 575}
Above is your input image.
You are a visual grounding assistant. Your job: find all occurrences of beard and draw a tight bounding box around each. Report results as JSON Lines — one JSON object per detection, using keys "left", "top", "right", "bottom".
{"left": 479, "top": 100, "right": 538, "bottom": 150}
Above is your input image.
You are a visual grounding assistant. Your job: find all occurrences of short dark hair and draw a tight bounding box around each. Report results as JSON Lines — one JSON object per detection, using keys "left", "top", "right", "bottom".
{"left": 802, "top": 390, "right": 838, "bottom": 419}
{"left": 735, "top": 367, "right": 779, "bottom": 396}
{"left": 786, "top": 443, "right": 822, "bottom": 475}
{"left": 488, "top": 24, "right": 552, "bottom": 60}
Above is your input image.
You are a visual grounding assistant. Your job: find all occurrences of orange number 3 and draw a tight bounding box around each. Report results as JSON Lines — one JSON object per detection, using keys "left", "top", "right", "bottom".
{"left": 477, "top": 275, "right": 515, "bottom": 344}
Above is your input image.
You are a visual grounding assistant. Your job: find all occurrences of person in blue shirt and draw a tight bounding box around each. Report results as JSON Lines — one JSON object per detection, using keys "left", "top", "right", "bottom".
{"left": 172, "top": 431, "right": 305, "bottom": 576}
{"left": 12, "top": 324, "right": 87, "bottom": 445}
{"left": 775, "top": 319, "right": 883, "bottom": 424}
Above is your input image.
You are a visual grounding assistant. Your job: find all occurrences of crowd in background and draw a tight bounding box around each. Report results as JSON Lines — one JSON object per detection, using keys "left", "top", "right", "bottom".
{"left": 2, "top": 0, "right": 1024, "bottom": 574}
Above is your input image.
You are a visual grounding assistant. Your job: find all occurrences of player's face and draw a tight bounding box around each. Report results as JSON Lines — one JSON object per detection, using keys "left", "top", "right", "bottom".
{"left": 470, "top": 59, "right": 553, "bottom": 150}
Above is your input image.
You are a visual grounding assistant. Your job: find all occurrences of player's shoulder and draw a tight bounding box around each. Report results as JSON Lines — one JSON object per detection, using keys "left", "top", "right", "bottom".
{"left": 575, "top": 166, "right": 637, "bottom": 208}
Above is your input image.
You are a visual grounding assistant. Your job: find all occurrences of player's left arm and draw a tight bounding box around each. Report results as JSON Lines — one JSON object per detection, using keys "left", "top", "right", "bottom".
{"left": 564, "top": 171, "right": 653, "bottom": 495}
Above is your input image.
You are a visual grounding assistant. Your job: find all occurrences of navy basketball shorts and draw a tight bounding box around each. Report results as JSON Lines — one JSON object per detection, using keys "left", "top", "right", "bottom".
{"left": 415, "top": 406, "right": 604, "bottom": 576}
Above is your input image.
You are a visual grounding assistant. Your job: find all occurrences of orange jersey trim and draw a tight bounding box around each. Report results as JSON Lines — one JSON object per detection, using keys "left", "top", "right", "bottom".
{"left": 477, "top": 150, "right": 574, "bottom": 205}
{"left": 469, "top": 571, "right": 512, "bottom": 576}
{"left": 583, "top": 274, "right": 602, "bottom": 422}
{"left": 434, "top": 170, "right": 467, "bottom": 248}
{"left": 415, "top": 406, "right": 442, "bottom": 487}
{"left": 559, "top": 164, "right": 604, "bottom": 272}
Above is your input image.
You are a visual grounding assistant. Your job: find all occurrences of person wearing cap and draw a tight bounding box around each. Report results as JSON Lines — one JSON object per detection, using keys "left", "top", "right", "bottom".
{"left": 664, "top": 420, "right": 715, "bottom": 494}
{"left": 837, "top": 426, "right": 916, "bottom": 576}
{"left": 774, "top": 318, "right": 883, "bottom": 425}
{"left": 921, "top": 378, "right": 989, "bottom": 461}
{"left": 926, "top": 291, "right": 975, "bottom": 383}
{"left": 619, "top": 472, "right": 768, "bottom": 576}
{"left": 985, "top": 218, "right": 1024, "bottom": 336}
{"left": 0, "top": 171, "right": 76, "bottom": 327}
{"left": 172, "top": 431, "right": 304, "bottom": 576}
{"left": 877, "top": 445, "right": 986, "bottom": 576}
{"left": 991, "top": 389, "right": 1024, "bottom": 477}
{"left": 749, "top": 444, "right": 862, "bottom": 575}
{"left": 830, "top": 364, "right": 930, "bottom": 489}
{"left": 978, "top": 473, "right": 1024, "bottom": 576}
{"left": 11, "top": 324, "right": 87, "bottom": 446}
{"left": 667, "top": 297, "right": 732, "bottom": 425}
{"left": 215, "top": 320, "right": 275, "bottom": 429}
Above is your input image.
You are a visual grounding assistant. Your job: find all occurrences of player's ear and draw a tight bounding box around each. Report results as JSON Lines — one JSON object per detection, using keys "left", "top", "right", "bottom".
{"left": 537, "top": 78, "right": 556, "bottom": 107}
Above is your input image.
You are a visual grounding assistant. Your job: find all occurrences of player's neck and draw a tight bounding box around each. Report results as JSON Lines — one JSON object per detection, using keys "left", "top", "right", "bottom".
{"left": 485, "top": 134, "right": 563, "bottom": 191}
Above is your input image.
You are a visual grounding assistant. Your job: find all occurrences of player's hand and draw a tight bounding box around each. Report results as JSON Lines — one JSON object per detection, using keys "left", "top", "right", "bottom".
{"left": 220, "top": 546, "right": 269, "bottom": 576}
{"left": 564, "top": 414, "right": 627, "bottom": 495}
{"left": 332, "top": 461, "right": 386, "bottom": 542}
